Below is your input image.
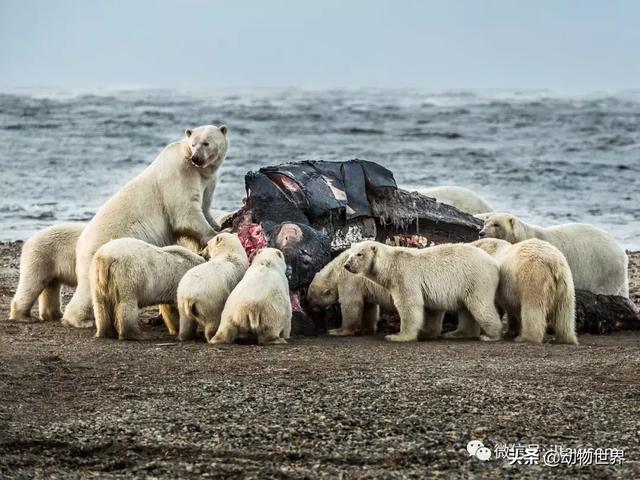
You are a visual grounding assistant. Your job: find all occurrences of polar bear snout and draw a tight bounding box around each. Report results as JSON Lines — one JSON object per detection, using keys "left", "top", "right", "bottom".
{"left": 190, "top": 154, "right": 204, "bottom": 167}
{"left": 190, "top": 147, "right": 220, "bottom": 168}
{"left": 478, "top": 229, "right": 487, "bottom": 237}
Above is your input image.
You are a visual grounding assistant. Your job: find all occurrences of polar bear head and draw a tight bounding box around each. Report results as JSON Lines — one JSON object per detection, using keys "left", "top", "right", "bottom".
{"left": 204, "top": 232, "right": 247, "bottom": 263}
{"left": 479, "top": 213, "right": 524, "bottom": 243}
{"left": 307, "top": 262, "right": 340, "bottom": 308}
{"left": 344, "top": 241, "right": 379, "bottom": 275}
{"left": 252, "top": 247, "right": 287, "bottom": 273}
{"left": 185, "top": 124, "right": 228, "bottom": 169}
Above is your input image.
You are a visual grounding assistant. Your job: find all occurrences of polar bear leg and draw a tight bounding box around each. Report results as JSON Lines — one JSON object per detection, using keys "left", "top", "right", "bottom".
{"left": 177, "top": 301, "right": 198, "bottom": 341}
{"left": 444, "top": 310, "right": 481, "bottom": 339}
{"left": 361, "top": 303, "right": 379, "bottom": 335}
{"left": 515, "top": 300, "right": 547, "bottom": 344}
{"left": 62, "top": 280, "right": 95, "bottom": 328}
{"left": 159, "top": 304, "right": 179, "bottom": 336}
{"left": 329, "top": 301, "right": 364, "bottom": 336}
{"left": 466, "top": 299, "right": 502, "bottom": 341}
{"left": 385, "top": 301, "right": 423, "bottom": 342}
{"left": 10, "top": 272, "right": 46, "bottom": 320}
{"left": 209, "top": 321, "right": 238, "bottom": 344}
{"left": 204, "top": 321, "right": 219, "bottom": 343}
{"left": 282, "top": 314, "right": 292, "bottom": 340}
{"left": 115, "top": 300, "right": 140, "bottom": 340}
{"left": 94, "top": 295, "right": 117, "bottom": 339}
{"left": 38, "top": 281, "right": 62, "bottom": 322}
{"left": 419, "top": 309, "right": 444, "bottom": 340}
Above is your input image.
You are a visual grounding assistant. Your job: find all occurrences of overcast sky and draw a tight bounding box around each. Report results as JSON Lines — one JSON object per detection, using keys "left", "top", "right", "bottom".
{"left": 1, "top": 0, "right": 638, "bottom": 90}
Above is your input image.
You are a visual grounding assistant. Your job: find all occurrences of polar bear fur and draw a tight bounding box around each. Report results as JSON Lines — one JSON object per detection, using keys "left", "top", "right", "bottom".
{"left": 307, "top": 249, "right": 394, "bottom": 336}
{"left": 63, "top": 125, "right": 228, "bottom": 328}
{"left": 211, "top": 248, "right": 291, "bottom": 345}
{"left": 479, "top": 213, "right": 629, "bottom": 297}
{"left": 417, "top": 186, "right": 493, "bottom": 215}
{"left": 472, "top": 238, "right": 578, "bottom": 344}
{"left": 343, "top": 241, "right": 502, "bottom": 342}
{"left": 90, "top": 238, "right": 204, "bottom": 340}
{"left": 10, "top": 223, "right": 85, "bottom": 322}
{"left": 176, "top": 233, "right": 249, "bottom": 342}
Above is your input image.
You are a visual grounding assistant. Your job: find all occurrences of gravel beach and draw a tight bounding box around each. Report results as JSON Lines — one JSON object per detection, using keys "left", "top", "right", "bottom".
{"left": 1, "top": 241, "right": 639, "bottom": 479}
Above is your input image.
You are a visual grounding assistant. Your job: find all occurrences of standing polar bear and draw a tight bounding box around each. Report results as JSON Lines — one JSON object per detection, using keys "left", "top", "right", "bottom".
{"left": 479, "top": 213, "right": 629, "bottom": 297}
{"left": 10, "top": 223, "right": 85, "bottom": 322}
{"left": 90, "top": 238, "right": 204, "bottom": 340}
{"left": 307, "top": 249, "right": 394, "bottom": 336}
{"left": 416, "top": 186, "right": 493, "bottom": 215}
{"left": 472, "top": 238, "right": 578, "bottom": 344}
{"left": 211, "top": 248, "right": 292, "bottom": 345}
{"left": 63, "top": 125, "right": 228, "bottom": 328}
{"left": 343, "top": 241, "right": 502, "bottom": 342}
{"left": 176, "top": 233, "right": 249, "bottom": 342}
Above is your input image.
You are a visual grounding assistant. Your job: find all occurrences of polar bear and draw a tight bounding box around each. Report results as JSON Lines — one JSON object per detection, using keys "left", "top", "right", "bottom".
{"left": 10, "top": 223, "right": 85, "bottom": 322}
{"left": 416, "top": 186, "right": 493, "bottom": 215}
{"left": 90, "top": 238, "right": 204, "bottom": 340}
{"left": 211, "top": 248, "right": 291, "bottom": 345}
{"left": 479, "top": 213, "right": 629, "bottom": 297}
{"left": 176, "top": 232, "right": 249, "bottom": 342}
{"left": 63, "top": 125, "right": 228, "bottom": 328}
{"left": 343, "top": 241, "right": 502, "bottom": 342}
{"left": 307, "top": 249, "right": 394, "bottom": 336}
{"left": 472, "top": 238, "right": 578, "bottom": 344}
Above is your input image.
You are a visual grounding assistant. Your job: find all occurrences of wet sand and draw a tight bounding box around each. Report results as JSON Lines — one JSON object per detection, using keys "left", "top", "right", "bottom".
{"left": 1, "top": 241, "right": 639, "bottom": 478}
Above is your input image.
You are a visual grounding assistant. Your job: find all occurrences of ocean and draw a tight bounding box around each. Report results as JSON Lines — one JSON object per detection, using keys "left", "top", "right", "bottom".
{"left": 0, "top": 88, "right": 639, "bottom": 248}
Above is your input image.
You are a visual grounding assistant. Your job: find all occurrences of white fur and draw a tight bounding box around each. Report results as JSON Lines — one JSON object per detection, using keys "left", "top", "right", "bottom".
{"left": 307, "top": 249, "right": 394, "bottom": 336}
{"left": 10, "top": 223, "right": 85, "bottom": 322}
{"left": 212, "top": 248, "right": 292, "bottom": 345}
{"left": 473, "top": 238, "right": 578, "bottom": 345}
{"left": 177, "top": 233, "right": 249, "bottom": 342}
{"left": 417, "top": 186, "right": 493, "bottom": 215}
{"left": 90, "top": 238, "right": 204, "bottom": 340}
{"left": 343, "top": 241, "right": 502, "bottom": 342}
{"left": 63, "top": 125, "right": 228, "bottom": 328}
{"left": 480, "top": 213, "right": 629, "bottom": 297}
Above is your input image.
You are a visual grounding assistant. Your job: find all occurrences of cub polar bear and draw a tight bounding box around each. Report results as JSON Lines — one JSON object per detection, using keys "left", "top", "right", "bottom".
{"left": 10, "top": 223, "right": 85, "bottom": 322}
{"left": 176, "top": 233, "right": 249, "bottom": 342}
{"left": 343, "top": 241, "right": 502, "bottom": 342}
{"left": 479, "top": 213, "right": 629, "bottom": 297}
{"left": 307, "top": 249, "right": 394, "bottom": 336}
{"left": 211, "top": 248, "right": 292, "bottom": 345}
{"left": 63, "top": 125, "right": 228, "bottom": 329}
{"left": 90, "top": 238, "right": 204, "bottom": 340}
{"left": 472, "top": 238, "right": 578, "bottom": 344}
{"left": 417, "top": 186, "right": 493, "bottom": 215}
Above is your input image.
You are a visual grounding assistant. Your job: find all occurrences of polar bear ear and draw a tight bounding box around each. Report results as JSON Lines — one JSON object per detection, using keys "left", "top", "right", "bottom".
{"left": 370, "top": 245, "right": 378, "bottom": 253}
{"left": 219, "top": 125, "right": 228, "bottom": 136}
{"left": 509, "top": 217, "right": 515, "bottom": 227}
{"left": 185, "top": 129, "right": 192, "bottom": 138}
{"left": 275, "top": 249, "right": 284, "bottom": 259}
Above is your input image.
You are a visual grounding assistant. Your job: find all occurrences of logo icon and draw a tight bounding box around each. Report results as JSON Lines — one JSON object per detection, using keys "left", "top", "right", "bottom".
{"left": 467, "top": 440, "right": 492, "bottom": 461}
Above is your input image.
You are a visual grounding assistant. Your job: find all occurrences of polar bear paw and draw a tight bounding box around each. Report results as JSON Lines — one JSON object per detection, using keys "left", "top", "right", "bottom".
{"left": 385, "top": 333, "right": 418, "bottom": 342}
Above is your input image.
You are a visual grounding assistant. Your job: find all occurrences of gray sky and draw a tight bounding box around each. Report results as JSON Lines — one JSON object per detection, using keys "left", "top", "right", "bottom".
{"left": 1, "top": 0, "right": 638, "bottom": 90}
